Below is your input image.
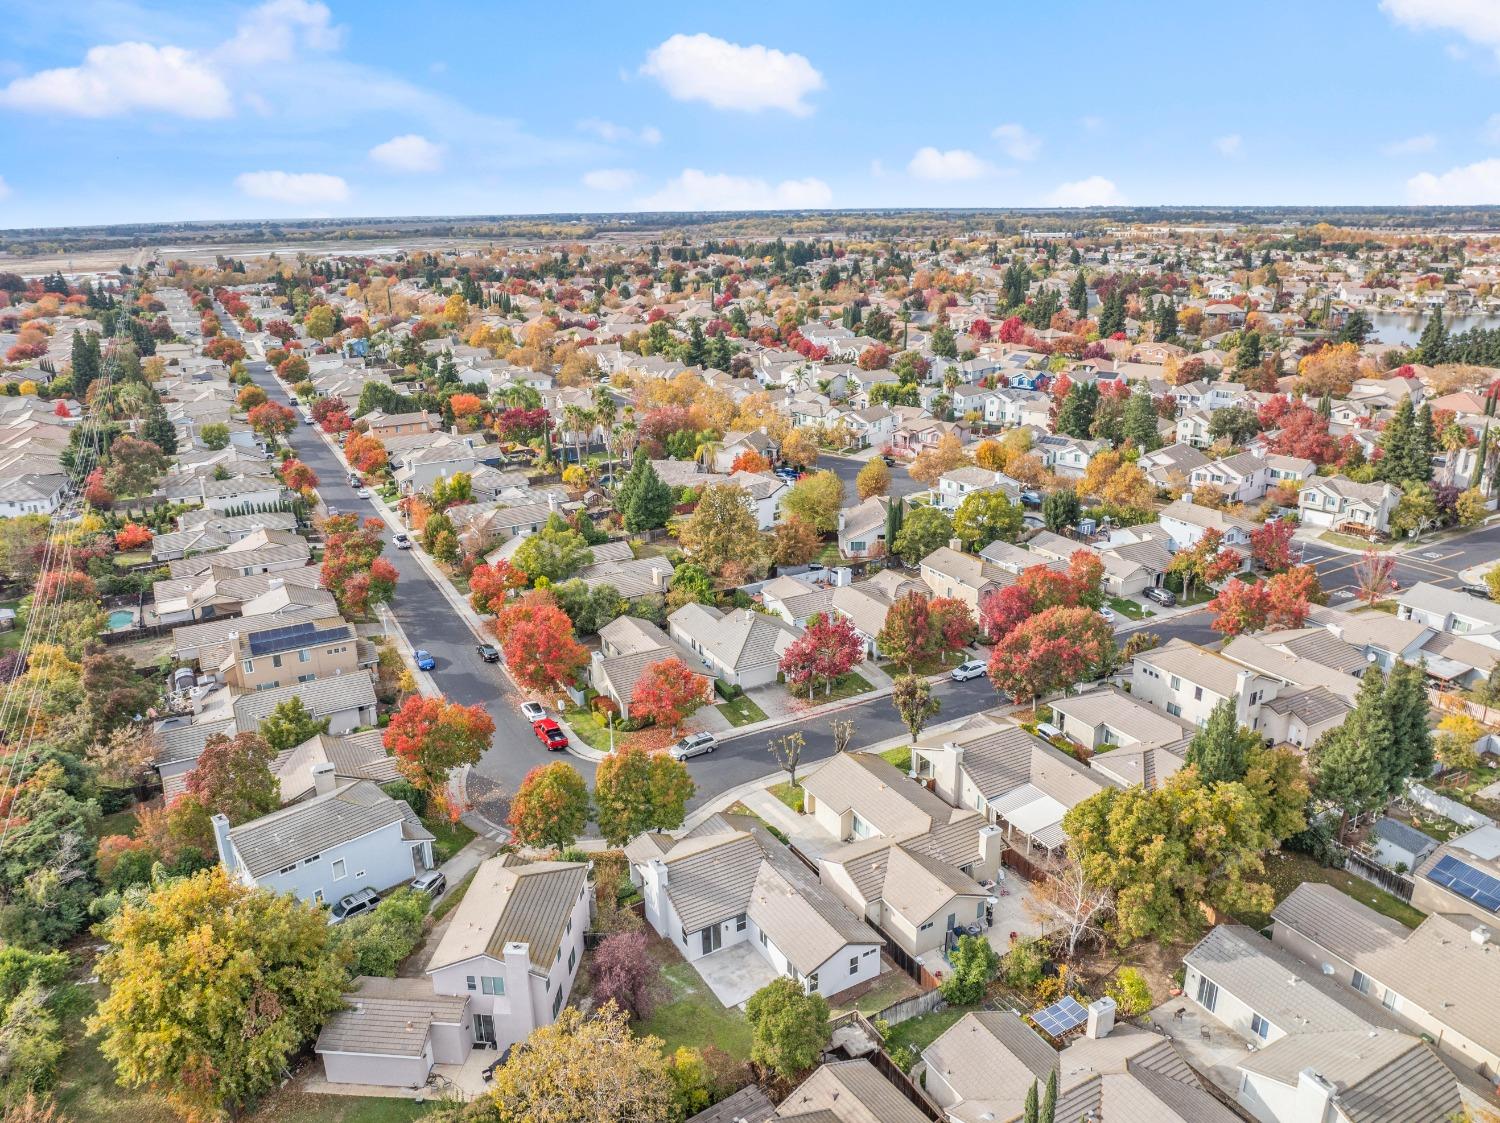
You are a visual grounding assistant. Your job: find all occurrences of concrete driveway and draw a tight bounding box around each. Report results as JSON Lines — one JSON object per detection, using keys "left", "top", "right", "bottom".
{"left": 694, "top": 942, "right": 780, "bottom": 1008}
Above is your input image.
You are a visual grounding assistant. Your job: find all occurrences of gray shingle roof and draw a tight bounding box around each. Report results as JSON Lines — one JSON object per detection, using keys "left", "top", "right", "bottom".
{"left": 228, "top": 780, "right": 429, "bottom": 877}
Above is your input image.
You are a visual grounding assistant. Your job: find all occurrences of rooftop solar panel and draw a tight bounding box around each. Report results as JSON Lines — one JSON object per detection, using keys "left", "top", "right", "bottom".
{"left": 1032, "top": 995, "right": 1087, "bottom": 1037}
{"left": 1427, "top": 854, "right": 1500, "bottom": 914}
{"left": 246, "top": 622, "right": 349, "bottom": 657}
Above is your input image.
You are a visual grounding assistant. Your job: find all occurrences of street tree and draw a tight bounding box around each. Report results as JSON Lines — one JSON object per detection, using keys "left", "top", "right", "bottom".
{"left": 629, "top": 658, "right": 706, "bottom": 734}
{"left": 779, "top": 613, "right": 864, "bottom": 698}
{"left": 383, "top": 695, "right": 496, "bottom": 797}
{"left": 593, "top": 744, "right": 695, "bottom": 847}
{"left": 767, "top": 731, "right": 807, "bottom": 788}
{"left": 508, "top": 762, "right": 591, "bottom": 850}
{"left": 891, "top": 673, "right": 940, "bottom": 742}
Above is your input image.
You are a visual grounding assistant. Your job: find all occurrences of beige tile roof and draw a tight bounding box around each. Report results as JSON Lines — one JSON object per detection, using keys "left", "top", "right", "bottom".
{"left": 773, "top": 1059, "right": 928, "bottom": 1123}
{"left": 315, "top": 976, "right": 467, "bottom": 1058}
{"left": 801, "top": 752, "right": 957, "bottom": 838}
{"left": 427, "top": 857, "right": 587, "bottom": 973}
{"left": 228, "top": 780, "right": 430, "bottom": 878}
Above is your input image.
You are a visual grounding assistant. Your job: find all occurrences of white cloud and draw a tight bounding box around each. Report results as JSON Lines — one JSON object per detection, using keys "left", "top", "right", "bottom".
{"left": 990, "top": 123, "right": 1040, "bottom": 161}
{"left": 640, "top": 33, "right": 823, "bottom": 115}
{"left": 235, "top": 170, "right": 349, "bottom": 206}
{"left": 577, "top": 118, "right": 662, "bottom": 145}
{"left": 1382, "top": 133, "right": 1437, "bottom": 156}
{"left": 1213, "top": 133, "right": 1244, "bottom": 158}
{"left": 1046, "top": 176, "right": 1124, "bottom": 207}
{"left": 907, "top": 147, "right": 991, "bottom": 181}
{"left": 369, "top": 134, "right": 444, "bottom": 173}
{"left": 0, "top": 41, "right": 232, "bottom": 118}
{"left": 0, "top": 176, "right": 10, "bottom": 202}
{"left": 1408, "top": 158, "right": 1500, "bottom": 202}
{"left": 1382, "top": 0, "right": 1500, "bottom": 54}
{"left": 582, "top": 168, "right": 638, "bottom": 191}
{"left": 217, "top": 0, "right": 343, "bottom": 66}
{"left": 638, "top": 169, "right": 832, "bottom": 211}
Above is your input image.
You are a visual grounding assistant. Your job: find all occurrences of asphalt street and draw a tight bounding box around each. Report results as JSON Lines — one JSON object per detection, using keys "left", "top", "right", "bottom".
{"left": 817, "top": 452, "right": 926, "bottom": 508}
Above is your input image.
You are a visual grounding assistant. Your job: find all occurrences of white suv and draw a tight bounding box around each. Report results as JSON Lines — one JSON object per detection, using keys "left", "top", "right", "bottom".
{"left": 669, "top": 732, "right": 717, "bottom": 761}
{"left": 950, "top": 659, "right": 987, "bottom": 682}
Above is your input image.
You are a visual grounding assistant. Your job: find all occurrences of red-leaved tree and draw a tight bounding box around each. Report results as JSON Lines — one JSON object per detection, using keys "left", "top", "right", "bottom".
{"left": 114, "top": 523, "right": 153, "bottom": 551}
{"left": 780, "top": 612, "right": 865, "bottom": 697}
{"left": 384, "top": 695, "right": 496, "bottom": 797}
{"left": 988, "top": 606, "right": 1116, "bottom": 709}
{"left": 629, "top": 658, "right": 707, "bottom": 734}
{"left": 492, "top": 590, "right": 588, "bottom": 694}
{"left": 1250, "top": 518, "right": 1296, "bottom": 574}
{"left": 590, "top": 930, "right": 658, "bottom": 1019}
{"left": 468, "top": 560, "right": 528, "bottom": 615}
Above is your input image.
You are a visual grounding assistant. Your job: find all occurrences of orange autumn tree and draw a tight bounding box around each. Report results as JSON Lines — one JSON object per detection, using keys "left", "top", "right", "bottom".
{"left": 468, "top": 559, "right": 527, "bottom": 615}
{"left": 492, "top": 590, "right": 588, "bottom": 694}
{"left": 729, "top": 449, "right": 771, "bottom": 474}
{"left": 629, "top": 658, "right": 706, "bottom": 735}
{"left": 384, "top": 695, "right": 495, "bottom": 800}
{"left": 113, "top": 523, "right": 152, "bottom": 551}
{"left": 345, "top": 433, "right": 388, "bottom": 475}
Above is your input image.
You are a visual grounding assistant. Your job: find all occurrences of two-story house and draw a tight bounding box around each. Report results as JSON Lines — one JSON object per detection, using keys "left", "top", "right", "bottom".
{"left": 1297, "top": 476, "right": 1403, "bottom": 536}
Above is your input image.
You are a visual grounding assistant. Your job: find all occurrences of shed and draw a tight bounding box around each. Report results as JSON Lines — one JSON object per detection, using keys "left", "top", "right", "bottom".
{"left": 1370, "top": 817, "right": 1437, "bottom": 874}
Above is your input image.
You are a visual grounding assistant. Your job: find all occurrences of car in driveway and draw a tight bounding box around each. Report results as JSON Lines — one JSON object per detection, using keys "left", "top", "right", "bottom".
{"left": 533, "top": 718, "right": 568, "bottom": 751}
{"left": 1098, "top": 606, "right": 1117, "bottom": 624}
{"left": 773, "top": 467, "right": 800, "bottom": 482}
{"left": 520, "top": 700, "right": 547, "bottom": 723}
{"left": 476, "top": 643, "right": 501, "bottom": 662}
{"left": 950, "top": 659, "right": 988, "bottom": 682}
{"left": 1143, "top": 586, "right": 1176, "bottom": 606}
{"left": 410, "top": 870, "right": 447, "bottom": 899}
{"left": 328, "top": 888, "right": 380, "bottom": 925}
{"left": 669, "top": 731, "right": 717, "bottom": 761}
{"left": 414, "top": 649, "right": 436, "bottom": 670}
{"left": 393, "top": 532, "right": 411, "bottom": 549}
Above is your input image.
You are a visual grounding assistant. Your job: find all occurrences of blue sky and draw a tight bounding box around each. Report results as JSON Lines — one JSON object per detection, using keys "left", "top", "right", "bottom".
{"left": 4, "top": 0, "right": 1500, "bottom": 227}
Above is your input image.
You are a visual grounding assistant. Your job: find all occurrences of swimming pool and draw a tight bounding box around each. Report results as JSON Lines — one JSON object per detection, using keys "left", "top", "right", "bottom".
{"left": 107, "top": 609, "right": 135, "bottom": 630}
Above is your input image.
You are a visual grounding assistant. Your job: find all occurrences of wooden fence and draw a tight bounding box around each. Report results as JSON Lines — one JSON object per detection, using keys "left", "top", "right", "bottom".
{"left": 1339, "top": 847, "right": 1416, "bottom": 902}
{"left": 873, "top": 989, "right": 945, "bottom": 1027}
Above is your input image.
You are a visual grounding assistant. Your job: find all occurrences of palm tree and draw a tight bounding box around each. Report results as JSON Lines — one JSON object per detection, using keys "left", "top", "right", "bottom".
{"left": 592, "top": 384, "right": 618, "bottom": 467}
{"left": 1441, "top": 422, "right": 1471, "bottom": 486}
{"left": 561, "top": 404, "right": 593, "bottom": 468}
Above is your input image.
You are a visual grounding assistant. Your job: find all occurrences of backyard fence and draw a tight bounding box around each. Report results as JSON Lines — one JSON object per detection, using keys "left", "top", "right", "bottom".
{"left": 1338, "top": 847, "right": 1416, "bottom": 902}
{"left": 873, "top": 989, "right": 946, "bottom": 1027}
{"left": 827, "top": 1011, "right": 943, "bottom": 1122}
{"left": 1405, "top": 780, "right": 1494, "bottom": 830}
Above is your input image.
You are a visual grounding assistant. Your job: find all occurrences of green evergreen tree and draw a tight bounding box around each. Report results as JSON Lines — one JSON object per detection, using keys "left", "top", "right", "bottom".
{"left": 1042, "top": 488, "right": 1081, "bottom": 531}
{"left": 1236, "top": 331, "right": 1263, "bottom": 371}
{"left": 1311, "top": 670, "right": 1393, "bottom": 838}
{"left": 1122, "top": 387, "right": 1160, "bottom": 451}
{"left": 1040, "top": 1070, "right": 1057, "bottom": 1123}
{"left": 1022, "top": 1081, "right": 1039, "bottom": 1123}
{"left": 1185, "top": 700, "right": 1258, "bottom": 784}
{"left": 883, "top": 496, "right": 904, "bottom": 551}
{"left": 685, "top": 320, "right": 707, "bottom": 368}
{"left": 1410, "top": 403, "right": 1437, "bottom": 483}
{"left": 1155, "top": 297, "right": 1178, "bottom": 341}
{"left": 1069, "top": 272, "right": 1089, "bottom": 317}
{"left": 1415, "top": 308, "right": 1448, "bottom": 366}
{"left": 142, "top": 402, "right": 177, "bottom": 455}
{"left": 71, "top": 330, "right": 101, "bottom": 403}
{"left": 618, "top": 452, "right": 673, "bottom": 532}
{"left": 1056, "top": 382, "right": 1099, "bottom": 439}
{"left": 1382, "top": 660, "right": 1433, "bottom": 795}
{"left": 1097, "top": 290, "right": 1125, "bottom": 337}
{"left": 1378, "top": 398, "right": 1415, "bottom": 483}
{"left": 1473, "top": 425, "right": 1490, "bottom": 491}
{"left": 1336, "top": 310, "right": 1373, "bottom": 345}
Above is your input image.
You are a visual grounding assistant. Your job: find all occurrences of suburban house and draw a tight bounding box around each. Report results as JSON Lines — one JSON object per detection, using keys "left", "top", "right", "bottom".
{"left": 830, "top": 570, "right": 927, "bottom": 657}
{"left": 920, "top": 1008, "right": 1238, "bottom": 1123}
{"left": 315, "top": 976, "right": 470, "bottom": 1090}
{"left": 271, "top": 730, "right": 400, "bottom": 804}
{"left": 1139, "top": 442, "right": 1211, "bottom": 490}
{"left": 1048, "top": 685, "right": 1195, "bottom": 788}
{"left": 934, "top": 466, "right": 1020, "bottom": 512}
{"left": 668, "top": 604, "right": 802, "bottom": 689}
{"left": 1157, "top": 498, "right": 1254, "bottom": 552}
{"left": 589, "top": 616, "right": 713, "bottom": 720}
{"left": 628, "top": 815, "right": 883, "bottom": 1003}
{"left": 910, "top": 718, "right": 1115, "bottom": 861}
{"left": 424, "top": 856, "right": 591, "bottom": 1051}
{"left": 210, "top": 773, "right": 434, "bottom": 906}
{"left": 1272, "top": 882, "right": 1500, "bottom": 1079}
{"left": 393, "top": 434, "right": 479, "bottom": 494}
{"left": 1297, "top": 476, "right": 1404, "bottom": 536}
{"left": 728, "top": 470, "right": 790, "bottom": 530}
{"left": 362, "top": 408, "right": 437, "bottom": 438}
{"left": 774, "top": 1059, "right": 928, "bottom": 1123}
{"left": 1397, "top": 582, "right": 1500, "bottom": 649}
{"left": 1410, "top": 825, "right": 1500, "bottom": 927}
{"left": 759, "top": 574, "right": 836, "bottom": 627}
{"left": 1189, "top": 452, "right": 1271, "bottom": 504}
{"left": 802, "top": 753, "right": 1005, "bottom": 963}
{"left": 838, "top": 494, "right": 890, "bottom": 559}
{"left": 1131, "top": 638, "right": 1276, "bottom": 729}
{"left": 165, "top": 528, "right": 311, "bottom": 580}
{"left": 218, "top": 619, "right": 369, "bottom": 692}
{"left": 1180, "top": 924, "right": 1474, "bottom": 1123}
{"left": 919, "top": 545, "right": 1009, "bottom": 611}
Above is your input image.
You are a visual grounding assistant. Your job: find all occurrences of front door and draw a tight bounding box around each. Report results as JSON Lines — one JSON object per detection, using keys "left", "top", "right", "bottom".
{"left": 702, "top": 924, "right": 722, "bottom": 955}
{"left": 473, "top": 1013, "right": 496, "bottom": 1048}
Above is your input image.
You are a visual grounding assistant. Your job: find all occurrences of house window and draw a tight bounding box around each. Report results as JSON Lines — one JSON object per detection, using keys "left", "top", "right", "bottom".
{"left": 278, "top": 863, "right": 297, "bottom": 875}
{"left": 299, "top": 650, "right": 310, "bottom": 663}
{"left": 1170, "top": 675, "right": 1181, "bottom": 690}
{"left": 1382, "top": 988, "right": 1401, "bottom": 1013}
{"left": 919, "top": 920, "right": 934, "bottom": 932}
{"left": 480, "top": 976, "right": 505, "bottom": 995}
{"left": 735, "top": 913, "right": 747, "bottom": 932}
{"left": 568, "top": 948, "right": 576, "bottom": 973}
{"left": 466, "top": 976, "right": 476, "bottom": 991}
{"left": 806, "top": 972, "right": 819, "bottom": 992}
{"left": 759, "top": 931, "right": 768, "bottom": 947}
{"left": 271, "top": 654, "right": 282, "bottom": 668}
{"left": 1352, "top": 970, "right": 1370, "bottom": 995}
{"left": 1193, "top": 686, "right": 1203, "bottom": 702}
{"left": 1250, "top": 1013, "right": 1271, "bottom": 1040}
{"left": 332, "top": 859, "right": 346, "bottom": 879}
{"left": 1196, "top": 975, "right": 1219, "bottom": 1013}
{"left": 1167, "top": 703, "right": 1183, "bottom": 717}
{"left": 849, "top": 956, "right": 860, "bottom": 975}
{"left": 243, "top": 659, "right": 254, "bottom": 674}
{"left": 552, "top": 988, "right": 564, "bottom": 1018}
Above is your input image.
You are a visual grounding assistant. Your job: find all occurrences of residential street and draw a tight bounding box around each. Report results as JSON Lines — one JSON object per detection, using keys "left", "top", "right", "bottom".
{"left": 816, "top": 451, "right": 926, "bottom": 507}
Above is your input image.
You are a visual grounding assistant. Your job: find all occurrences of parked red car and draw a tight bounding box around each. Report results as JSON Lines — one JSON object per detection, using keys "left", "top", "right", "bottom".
{"left": 533, "top": 718, "right": 568, "bottom": 751}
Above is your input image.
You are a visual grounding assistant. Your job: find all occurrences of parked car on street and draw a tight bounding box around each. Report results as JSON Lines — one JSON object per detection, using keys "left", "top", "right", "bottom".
{"left": 1462, "top": 583, "right": 1492, "bottom": 600}
{"left": 329, "top": 888, "right": 380, "bottom": 924}
{"left": 520, "top": 700, "right": 547, "bottom": 723}
{"left": 414, "top": 649, "right": 436, "bottom": 671}
{"left": 410, "top": 870, "right": 447, "bottom": 898}
{"left": 355, "top": 487, "right": 371, "bottom": 499}
{"left": 1098, "top": 606, "right": 1116, "bottom": 624}
{"left": 393, "top": 533, "right": 411, "bottom": 549}
{"left": 533, "top": 718, "right": 568, "bottom": 751}
{"left": 669, "top": 731, "right": 717, "bottom": 761}
{"left": 1143, "top": 586, "right": 1177, "bottom": 606}
{"left": 951, "top": 659, "right": 988, "bottom": 682}
{"left": 476, "top": 643, "right": 501, "bottom": 662}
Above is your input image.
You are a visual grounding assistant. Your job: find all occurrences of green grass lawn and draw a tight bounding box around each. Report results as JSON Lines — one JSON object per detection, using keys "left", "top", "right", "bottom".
{"left": 94, "top": 807, "right": 139, "bottom": 839}
{"left": 878, "top": 654, "right": 960, "bottom": 677}
{"left": 883, "top": 1007, "right": 972, "bottom": 1070}
{"left": 1106, "top": 597, "right": 1154, "bottom": 620}
{"left": 769, "top": 781, "right": 804, "bottom": 813}
{"left": 635, "top": 949, "right": 753, "bottom": 1061}
{"left": 1320, "top": 531, "right": 1392, "bottom": 551}
{"left": 845, "top": 970, "right": 922, "bottom": 1017}
{"left": 420, "top": 812, "right": 476, "bottom": 864}
{"left": 112, "top": 551, "right": 153, "bottom": 568}
{"left": 717, "top": 695, "right": 768, "bottom": 727}
{"left": 816, "top": 542, "right": 843, "bottom": 566}
{"left": 561, "top": 707, "right": 622, "bottom": 752}
{"left": 880, "top": 745, "right": 912, "bottom": 772}
{"left": 1236, "top": 851, "right": 1426, "bottom": 932}
{"left": 793, "top": 672, "right": 875, "bottom": 705}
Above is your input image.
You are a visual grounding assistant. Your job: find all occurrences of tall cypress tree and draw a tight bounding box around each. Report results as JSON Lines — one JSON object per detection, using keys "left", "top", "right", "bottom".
{"left": 1186, "top": 700, "right": 1257, "bottom": 784}
{"left": 1415, "top": 308, "right": 1448, "bottom": 366}
{"left": 1122, "top": 387, "right": 1160, "bottom": 451}
{"left": 1311, "top": 670, "right": 1393, "bottom": 838}
{"left": 71, "top": 330, "right": 101, "bottom": 402}
{"left": 1022, "top": 1081, "right": 1039, "bottom": 1123}
{"left": 142, "top": 402, "right": 178, "bottom": 455}
{"left": 1409, "top": 403, "right": 1436, "bottom": 483}
{"left": 1383, "top": 660, "right": 1433, "bottom": 794}
{"left": 1378, "top": 398, "right": 1414, "bottom": 483}
{"left": 1040, "top": 1070, "right": 1057, "bottom": 1123}
{"left": 1069, "top": 272, "right": 1089, "bottom": 317}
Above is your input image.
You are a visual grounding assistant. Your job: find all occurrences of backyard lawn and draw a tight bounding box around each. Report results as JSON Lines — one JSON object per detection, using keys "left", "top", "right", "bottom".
{"left": 879, "top": 745, "right": 912, "bottom": 772}
{"left": 634, "top": 940, "right": 753, "bottom": 1061}
{"left": 883, "top": 1007, "right": 972, "bottom": 1069}
{"left": 1236, "top": 851, "right": 1425, "bottom": 931}
{"left": 717, "top": 694, "right": 768, "bottom": 727}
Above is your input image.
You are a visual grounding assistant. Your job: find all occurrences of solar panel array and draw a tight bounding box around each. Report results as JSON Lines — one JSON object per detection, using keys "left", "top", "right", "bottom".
{"left": 1032, "top": 995, "right": 1088, "bottom": 1037}
{"left": 246, "top": 622, "right": 349, "bottom": 658}
{"left": 1427, "top": 854, "right": 1500, "bottom": 913}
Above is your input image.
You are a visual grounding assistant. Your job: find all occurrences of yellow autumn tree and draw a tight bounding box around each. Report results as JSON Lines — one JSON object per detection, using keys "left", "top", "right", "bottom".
{"left": 909, "top": 432, "right": 969, "bottom": 487}
{"left": 1297, "top": 342, "right": 1361, "bottom": 396}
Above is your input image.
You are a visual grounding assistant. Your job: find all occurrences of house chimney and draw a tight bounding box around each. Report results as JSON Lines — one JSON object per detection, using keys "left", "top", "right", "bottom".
{"left": 1085, "top": 997, "right": 1116, "bottom": 1040}
{"left": 1294, "top": 1069, "right": 1336, "bottom": 1123}
{"left": 948, "top": 538, "right": 964, "bottom": 552}
{"left": 1472, "top": 925, "right": 1491, "bottom": 947}
{"left": 312, "top": 761, "right": 337, "bottom": 797}
{"left": 978, "top": 825, "right": 1004, "bottom": 880}
{"left": 210, "top": 813, "right": 236, "bottom": 871}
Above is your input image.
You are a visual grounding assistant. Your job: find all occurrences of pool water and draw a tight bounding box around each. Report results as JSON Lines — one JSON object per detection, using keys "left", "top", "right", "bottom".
{"left": 107, "top": 610, "right": 135, "bottom": 630}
